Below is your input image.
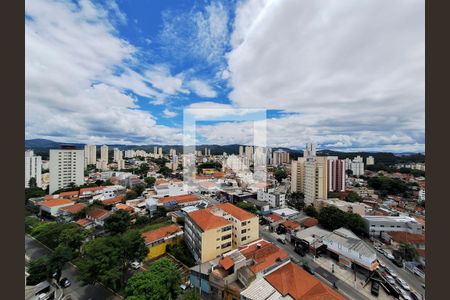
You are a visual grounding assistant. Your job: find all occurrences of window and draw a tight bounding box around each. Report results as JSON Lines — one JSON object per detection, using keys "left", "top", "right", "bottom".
{"left": 241, "top": 221, "right": 247, "bottom": 226}
{"left": 241, "top": 236, "right": 247, "bottom": 241}
{"left": 222, "top": 234, "right": 231, "bottom": 241}
{"left": 221, "top": 242, "right": 231, "bottom": 249}
{"left": 241, "top": 229, "right": 247, "bottom": 234}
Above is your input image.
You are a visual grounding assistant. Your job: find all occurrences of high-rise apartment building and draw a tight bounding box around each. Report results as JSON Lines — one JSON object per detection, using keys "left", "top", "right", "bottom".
{"left": 113, "top": 148, "right": 122, "bottom": 162}
{"left": 25, "top": 150, "right": 42, "bottom": 188}
{"left": 154, "top": 146, "right": 157, "bottom": 155}
{"left": 49, "top": 146, "right": 84, "bottom": 194}
{"left": 303, "top": 143, "right": 327, "bottom": 205}
{"left": 184, "top": 203, "right": 259, "bottom": 263}
{"left": 291, "top": 157, "right": 306, "bottom": 193}
{"left": 245, "top": 146, "right": 254, "bottom": 162}
{"left": 84, "top": 144, "right": 96, "bottom": 167}
{"left": 100, "top": 145, "right": 108, "bottom": 162}
{"left": 327, "top": 156, "right": 346, "bottom": 192}
{"left": 169, "top": 148, "right": 177, "bottom": 156}
{"left": 366, "top": 156, "right": 375, "bottom": 165}
{"left": 239, "top": 145, "right": 244, "bottom": 156}
{"left": 351, "top": 156, "right": 364, "bottom": 176}
{"left": 272, "top": 149, "right": 290, "bottom": 166}
{"left": 158, "top": 147, "right": 163, "bottom": 156}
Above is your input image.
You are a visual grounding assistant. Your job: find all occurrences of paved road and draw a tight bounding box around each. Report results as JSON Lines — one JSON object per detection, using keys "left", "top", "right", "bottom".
{"left": 25, "top": 234, "right": 121, "bottom": 300}
{"left": 362, "top": 239, "right": 425, "bottom": 297}
{"left": 260, "top": 229, "right": 369, "bottom": 300}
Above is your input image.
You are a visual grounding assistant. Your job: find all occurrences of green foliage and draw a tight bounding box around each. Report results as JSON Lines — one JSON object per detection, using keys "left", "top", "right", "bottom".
{"left": 395, "top": 243, "right": 417, "bottom": 261}
{"left": 132, "top": 184, "right": 146, "bottom": 197}
{"left": 27, "top": 257, "right": 51, "bottom": 285}
{"left": 274, "top": 168, "right": 288, "bottom": 183}
{"left": 166, "top": 240, "right": 195, "bottom": 267}
{"left": 135, "top": 215, "right": 151, "bottom": 226}
{"left": 304, "top": 204, "right": 318, "bottom": 218}
{"left": 49, "top": 244, "right": 74, "bottom": 281}
{"left": 31, "top": 222, "right": 85, "bottom": 251}
{"left": 182, "top": 289, "right": 201, "bottom": 300}
{"left": 144, "top": 176, "right": 156, "bottom": 188}
{"left": 345, "top": 191, "right": 362, "bottom": 202}
{"left": 136, "top": 163, "right": 150, "bottom": 176}
{"left": 158, "top": 166, "right": 172, "bottom": 177}
{"left": 287, "top": 192, "right": 305, "bottom": 211}
{"left": 105, "top": 210, "right": 132, "bottom": 235}
{"left": 77, "top": 231, "right": 147, "bottom": 290}
{"left": 25, "top": 187, "right": 46, "bottom": 202}
{"left": 197, "top": 161, "right": 222, "bottom": 172}
{"left": 125, "top": 258, "right": 182, "bottom": 300}
{"left": 236, "top": 201, "right": 258, "bottom": 214}
{"left": 126, "top": 190, "right": 138, "bottom": 200}
{"left": 25, "top": 216, "right": 41, "bottom": 233}
{"left": 317, "top": 206, "right": 366, "bottom": 235}
{"left": 28, "top": 177, "right": 38, "bottom": 188}
{"left": 367, "top": 176, "right": 409, "bottom": 197}
{"left": 345, "top": 169, "right": 353, "bottom": 176}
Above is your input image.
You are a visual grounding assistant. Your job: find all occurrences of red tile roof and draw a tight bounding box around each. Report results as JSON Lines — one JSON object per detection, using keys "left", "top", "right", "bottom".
{"left": 59, "top": 203, "right": 87, "bottom": 214}
{"left": 389, "top": 232, "right": 425, "bottom": 244}
{"left": 86, "top": 207, "right": 110, "bottom": 220}
{"left": 79, "top": 186, "right": 105, "bottom": 194}
{"left": 59, "top": 191, "right": 79, "bottom": 197}
{"left": 40, "top": 199, "right": 74, "bottom": 207}
{"left": 159, "top": 194, "right": 200, "bottom": 205}
{"left": 188, "top": 209, "right": 231, "bottom": 231}
{"left": 300, "top": 217, "right": 319, "bottom": 228}
{"left": 102, "top": 194, "right": 126, "bottom": 205}
{"left": 212, "top": 203, "right": 255, "bottom": 221}
{"left": 240, "top": 240, "right": 289, "bottom": 274}
{"left": 281, "top": 220, "right": 301, "bottom": 230}
{"left": 265, "top": 262, "right": 346, "bottom": 300}
{"left": 75, "top": 218, "right": 93, "bottom": 227}
{"left": 115, "top": 203, "right": 134, "bottom": 212}
{"left": 266, "top": 213, "right": 283, "bottom": 222}
{"left": 44, "top": 195, "right": 58, "bottom": 200}
{"left": 142, "top": 224, "right": 182, "bottom": 244}
{"left": 219, "top": 256, "right": 235, "bottom": 270}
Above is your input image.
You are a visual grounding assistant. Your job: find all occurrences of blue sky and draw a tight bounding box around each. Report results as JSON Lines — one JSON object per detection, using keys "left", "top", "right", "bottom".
{"left": 25, "top": 0, "right": 425, "bottom": 152}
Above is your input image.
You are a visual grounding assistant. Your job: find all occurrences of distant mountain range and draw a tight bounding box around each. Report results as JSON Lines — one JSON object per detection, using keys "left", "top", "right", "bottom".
{"left": 25, "top": 139, "right": 425, "bottom": 164}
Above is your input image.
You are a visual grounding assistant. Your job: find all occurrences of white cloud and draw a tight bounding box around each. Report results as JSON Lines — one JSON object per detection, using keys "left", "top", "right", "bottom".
{"left": 163, "top": 108, "right": 177, "bottom": 118}
{"left": 144, "top": 65, "right": 189, "bottom": 95}
{"left": 222, "top": 0, "right": 424, "bottom": 152}
{"left": 25, "top": 0, "right": 182, "bottom": 144}
{"left": 187, "top": 80, "right": 217, "bottom": 98}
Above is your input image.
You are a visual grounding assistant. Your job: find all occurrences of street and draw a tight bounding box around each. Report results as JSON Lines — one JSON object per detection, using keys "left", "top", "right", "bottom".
{"left": 25, "top": 234, "right": 121, "bottom": 300}
{"left": 260, "top": 229, "right": 369, "bottom": 300}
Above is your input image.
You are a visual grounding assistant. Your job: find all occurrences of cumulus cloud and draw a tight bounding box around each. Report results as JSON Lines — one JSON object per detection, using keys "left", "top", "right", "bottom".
{"left": 25, "top": 0, "right": 182, "bottom": 144}
{"left": 163, "top": 108, "right": 177, "bottom": 118}
{"left": 187, "top": 80, "right": 217, "bottom": 98}
{"left": 220, "top": 0, "right": 424, "bottom": 152}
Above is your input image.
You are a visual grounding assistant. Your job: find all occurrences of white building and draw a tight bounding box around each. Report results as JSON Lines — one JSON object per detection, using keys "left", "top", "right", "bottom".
{"left": 84, "top": 144, "right": 97, "bottom": 166}
{"left": 272, "top": 149, "right": 289, "bottom": 166}
{"left": 124, "top": 149, "right": 136, "bottom": 158}
{"left": 100, "top": 145, "right": 108, "bottom": 162}
{"left": 117, "top": 159, "right": 125, "bottom": 170}
{"left": 25, "top": 150, "right": 42, "bottom": 188}
{"left": 154, "top": 181, "right": 186, "bottom": 197}
{"left": 257, "top": 190, "right": 286, "bottom": 208}
{"left": 418, "top": 189, "right": 425, "bottom": 202}
{"left": 113, "top": 148, "right": 122, "bottom": 162}
{"left": 49, "top": 147, "right": 84, "bottom": 194}
{"left": 366, "top": 156, "right": 375, "bottom": 165}
{"left": 303, "top": 144, "right": 327, "bottom": 206}
{"left": 363, "top": 215, "right": 423, "bottom": 236}
{"left": 350, "top": 156, "right": 364, "bottom": 176}
{"left": 239, "top": 145, "right": 244, "bottom": 156}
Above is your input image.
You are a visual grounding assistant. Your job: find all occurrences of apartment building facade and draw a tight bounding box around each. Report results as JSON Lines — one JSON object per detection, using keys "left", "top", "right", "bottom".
{"left": 49, "top": 147, "right": 84, "bottom": 194}
{"left": 84, "top": 144, "right": 96, "bottom": 166}
{"left": 25, "top": 150, "right": 42, "bottom": 188}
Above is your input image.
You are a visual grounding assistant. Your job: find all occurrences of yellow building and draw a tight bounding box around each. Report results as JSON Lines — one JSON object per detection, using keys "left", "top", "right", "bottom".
{"left": 142, "top": 224, "right": 183, "bottom": 260}
{"left": 185, "top": 203, "right": 259, "bottom": 263}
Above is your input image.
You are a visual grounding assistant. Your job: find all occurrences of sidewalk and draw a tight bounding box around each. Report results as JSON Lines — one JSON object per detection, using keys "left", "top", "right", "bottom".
{"left": 314, "top": 256, "right": 392, "bottom": 300}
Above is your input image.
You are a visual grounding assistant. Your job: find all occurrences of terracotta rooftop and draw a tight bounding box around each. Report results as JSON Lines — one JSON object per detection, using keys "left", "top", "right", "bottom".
{"left": 159, "top": 194, "right": 200, "bottom": 205}
{"left": 115, "top": 203, "right": 134, "bottom": 212}
{"left": 188, "top": 209, "right": 231, "bottom": 231}
{"left": 59, "top": 191, "right": 79, "bottom": 197}
{"left": 102, "top": 194, "right": 126, "bottom": 205}
{"left": 75, "top": 218, "right": 93, "bottom": 227}
{"left": 300, "top": 217, "right": 319, "bottom": 228}
{"left": 389, "top": 232, "right": 425, "bottom": 244}
{"left": 40, "top": 198, "right": 74, "bottom": 207}
{"left": 265, "top": 262, "right": 346, "bottom": 300}
{"left": 79, "top": 186, "right": 105, "bottom": 194}
{"left": 60, "top": 203, "right": 87, "bottom": 214}
{"left": 281, "top": 219, "right": 301, "bottom": 230}
{"left": 86, "top": 207, "right": 110, "bottom": 220}
{"left": 219, "top": 256, "right": 235, "bottom": 270}
{"left": 266, "top": 213, "right": 283, "bottom": 222}
{"left": 212, "top": 172, "right": 225, "bottom": 178}
{"left": 212, "top": 203, "right": 255, "bottom": 221}
{"left": 155, "top": 179, "right": 170, "bottom": 185}
{"left": 44, "top": 195, "right": 59, "bottom": 200}
{"left": 142, "top": 224, "right": 182, "bottom": 244}
{"left": 240, "top": 240, "right": 289, "bottom": 274}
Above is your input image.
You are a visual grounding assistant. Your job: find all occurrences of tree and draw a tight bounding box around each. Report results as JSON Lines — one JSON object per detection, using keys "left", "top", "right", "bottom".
{"left": 159, "top": 166, "right": 172, "bottom": 177}
{"left": 344, "top": 213, "right": 366, "bottom": 235}
{"left": 318, "top": 206, "right": 346, "bottom": 231}
{"left": 105, "top": 210, "right": 132, "bottom": 235}
{"left": 182, "top": 289, "right": 201, "bottom": 300}
{"left": 32, "top": 222, "right": 82, "bottom": 250}
{"left": 125, "top": 258, "right": 182, "bottom": 300}
{"left": 59, "top": 225, "right": 87, "bottom": 254}
{"left": 304, "top": 204, "right": 318, "bottom": 218}
{"left": 346, "top": 191, "right": 362, "bottom": 203}
{"left": 135, "top": 215, "right": 151, "bottom": 226}
{"left": 274, "top": 168, "right": 287, "bottom": 183}
{"left": 137, "top": 163, "right": 150, "bottom": 175}
{"left": 27, "top": 257, "right": 51, "bottom": 285}
{"left": 49, "top": 245, "right": 73, "bottom": 281}
{"left": 396, "top": 243, "right": 417, "bottom": 261}
{"left": 345, "top": 169, "right": 353, "bottom": 176}
{"left": 236, "top": 201, "right": 258, "bottom": 214}
{"left": 287, "top": 192, "right": 305, "bottom": 211}
{"left": 132, "top": 184, "right": 146, "bottom": 197}
{"left": 25, "top": 187, "right": 46, "bottom": 203}
{"left": 144, "top": 176, "right": 156, "bottom": 188}
{"left": 126, "top": 190, "right": 138, "bottom": 200}
{"left": 28, "top": 177, "right": 38, "bottom": 188}
{"left": 25, "top": 216, "right": 40, "bottom": 234}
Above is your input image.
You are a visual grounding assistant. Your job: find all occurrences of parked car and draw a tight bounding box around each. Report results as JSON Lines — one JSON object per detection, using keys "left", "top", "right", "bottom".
{"left": 59, "top": 277, "right": 71, "bottom": 288}
{"left": 378, "top": 261, "right": 386, "bottom": 268}
{"left": 371, "top": 281, "right": 380, "bottom": 296}
{"left": 399, "top": 289, "right": 412, "bottom": 300}
{"left": 130, "top": 261, "right": 142, "bottom": 270}
{"left": 385, "top": 253, "right": 395, "bottom": 260}
{"left": 393, "top": 259, "right": 404, "bottom": 268}
{"left": 410, "top": 291, "right": 422, "bottom": 300}
{"left": 396, "top": 278, "right": 410, "bottom": 291}
{"left": 277, "top": 238, "right": 286, "bottom": 244}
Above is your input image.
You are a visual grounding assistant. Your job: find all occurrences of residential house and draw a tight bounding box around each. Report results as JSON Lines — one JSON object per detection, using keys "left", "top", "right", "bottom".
{"left": 39, "top": 199, "right": 75, "bottom": 218}
{"left": 86, "top": 207, "right": 111, "bottom": 226}
{"left": 142, "top": 224, "right": 183, "bottom": 260}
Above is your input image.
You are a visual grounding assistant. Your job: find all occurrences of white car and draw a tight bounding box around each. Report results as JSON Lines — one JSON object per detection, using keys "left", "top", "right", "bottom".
{"left": 397, "top": 279, "right": 410, "bottom": 291}
{"left": 131, "top": 261, "right": 142, "bottom": 270}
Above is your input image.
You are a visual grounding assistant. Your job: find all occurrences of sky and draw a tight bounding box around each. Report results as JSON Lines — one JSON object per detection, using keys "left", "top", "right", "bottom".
{"left": 25, "top": 0, "right": 425, "bottom": 152}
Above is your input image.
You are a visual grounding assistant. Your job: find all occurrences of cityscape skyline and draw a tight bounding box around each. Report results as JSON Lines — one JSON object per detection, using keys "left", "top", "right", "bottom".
{"left": 25, "top": 0, "right": 424, "bottom": 152}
